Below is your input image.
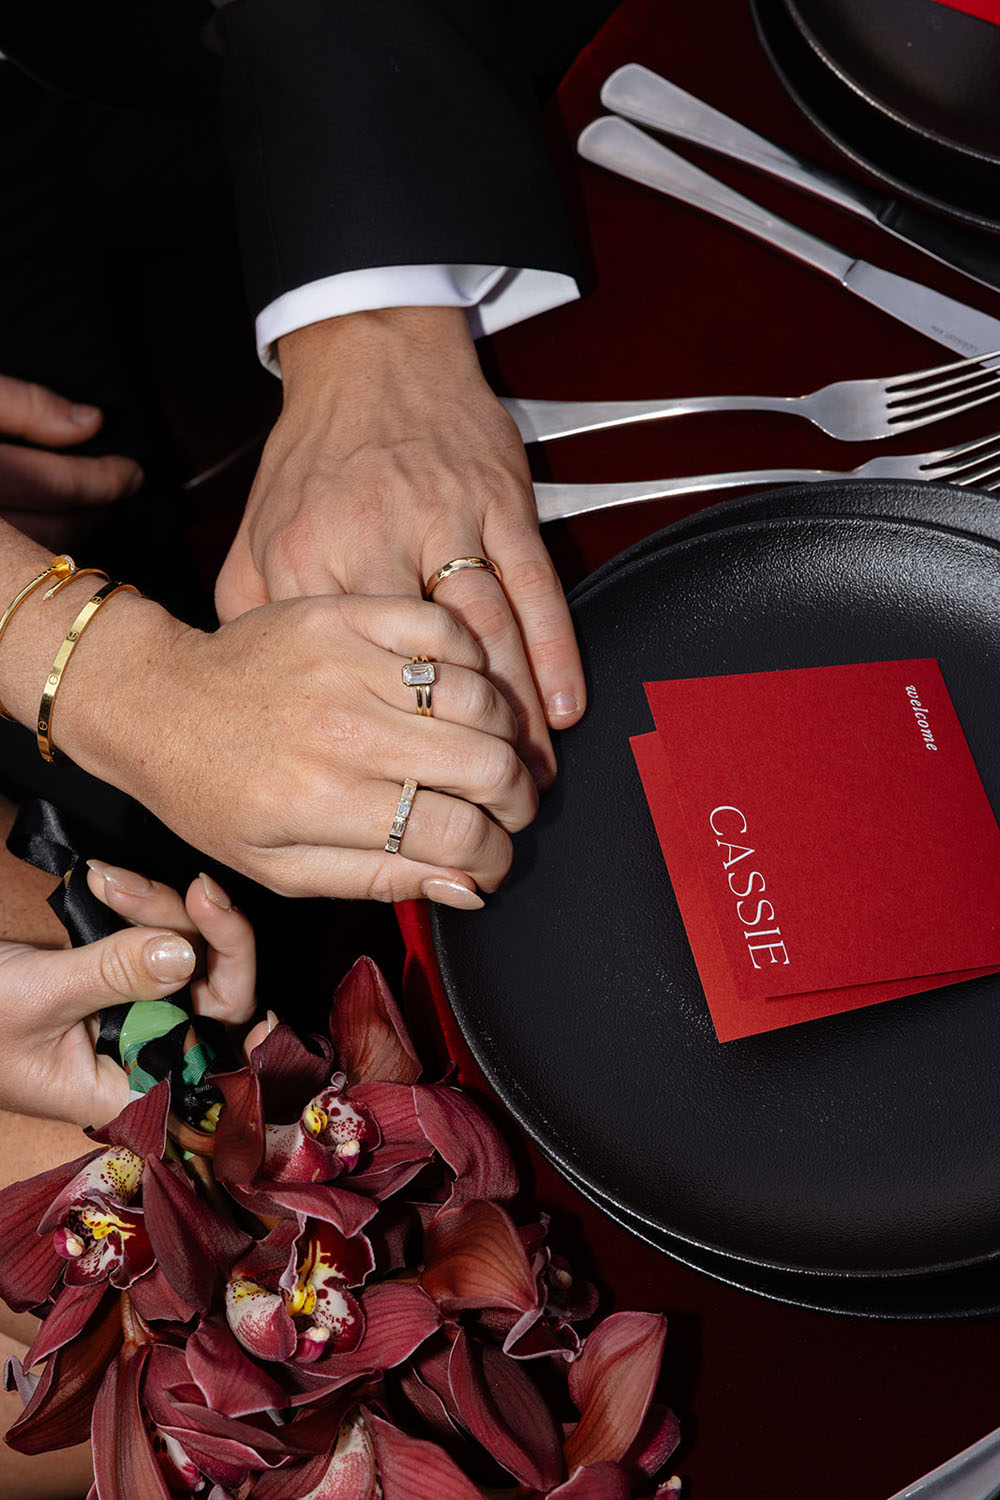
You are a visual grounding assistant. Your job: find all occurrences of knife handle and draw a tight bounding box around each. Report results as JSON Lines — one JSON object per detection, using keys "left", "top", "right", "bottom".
{"left": 600, "top": 63, "right": 879, "bottom": 225}
{"left": 577, "top": 115, "right": 853, "bottom": 283}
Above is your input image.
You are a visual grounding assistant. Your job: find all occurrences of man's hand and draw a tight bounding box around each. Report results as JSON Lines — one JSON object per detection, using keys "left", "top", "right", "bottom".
{"left": 0, "top": 376, "right": 142, "bottom": 547}
{"left": 214, "top": 307, "right": 586, "bottom": 787}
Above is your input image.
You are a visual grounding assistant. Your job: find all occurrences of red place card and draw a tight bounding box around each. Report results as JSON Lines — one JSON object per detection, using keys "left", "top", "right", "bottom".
{"left": 632, "top": 660, "right": 1000, "bottom": 1041}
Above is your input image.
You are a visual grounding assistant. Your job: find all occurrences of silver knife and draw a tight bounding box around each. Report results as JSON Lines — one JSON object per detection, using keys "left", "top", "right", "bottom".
{"left": 882, "top": 1423, "right": 1000, "bottom": 1500}
{"left": 600, "top": 63, "right": 1000, "bottom": 300}
{"left": 576, "top": 115, "right": 1000, "bottom": 360}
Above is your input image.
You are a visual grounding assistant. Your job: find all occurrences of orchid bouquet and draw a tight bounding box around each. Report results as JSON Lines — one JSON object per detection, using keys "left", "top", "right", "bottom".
{"left": 0, "top": 957, "right": 680, "bottom": 1499}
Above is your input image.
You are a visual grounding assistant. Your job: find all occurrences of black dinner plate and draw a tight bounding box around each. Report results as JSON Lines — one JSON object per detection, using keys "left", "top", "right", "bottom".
{"left": 432, "top": 480, "right": 1000, "bottom": 1318}
{"left": 750, "top": 0, "right": 1000, "bottom": 234}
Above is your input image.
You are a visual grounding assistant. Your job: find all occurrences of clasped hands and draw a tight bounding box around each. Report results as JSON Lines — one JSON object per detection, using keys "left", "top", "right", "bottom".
{"left": 3, "top": 306, "right": 585, "bottom": 905}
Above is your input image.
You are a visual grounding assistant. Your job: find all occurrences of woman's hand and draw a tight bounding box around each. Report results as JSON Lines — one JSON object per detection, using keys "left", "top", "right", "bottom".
{"left": 63, "top": 590, "right": 537, "bottom": 906}
{"left": 0, "top": 376, "right": 141, "bottom": 548}
{"left": 213, "top": 307, "right": 586, "bottom": 789}
{"left": 0, "top": 867, "right": 255, "bottom": 1128}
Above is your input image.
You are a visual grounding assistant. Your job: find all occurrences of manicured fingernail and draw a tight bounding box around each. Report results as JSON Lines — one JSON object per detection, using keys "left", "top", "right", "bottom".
{"left": 421, "top": 878, "right": 485, "bottom": 911}
{"left": 199, "top": 872, "right": 231, "bottom": 910}
{"left": 127, "top": 467, "right": 144, "bottom": 496}
{"left": 144, "top": 934, "right": 195, "bottom": 982}
{"left": 266, "top": 1009, "right": 279, "bottom": 1033}
{"left": 69, "top": 402, "right": 99, "bottom": 425}
{"left": 87, "top": 860, "right": 153, "bottom": 897}
{"left": 546, "top": 692, "right": 581, "bottom": 720}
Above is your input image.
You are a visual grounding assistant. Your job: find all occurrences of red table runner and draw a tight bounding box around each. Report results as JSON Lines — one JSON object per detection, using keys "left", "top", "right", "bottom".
{"left": 399, "top": 1, "right": 1000, "bottom": 1496}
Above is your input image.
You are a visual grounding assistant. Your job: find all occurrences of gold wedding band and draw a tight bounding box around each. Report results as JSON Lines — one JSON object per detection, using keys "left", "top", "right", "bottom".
{"left": 402, "top": 655, "right": 436, "bottom": 716}
{"left": 385, "top": 778, "right": 419, "bottom": 854}
{"left": 424, "top": 556, "right": 502, "bottom": 597}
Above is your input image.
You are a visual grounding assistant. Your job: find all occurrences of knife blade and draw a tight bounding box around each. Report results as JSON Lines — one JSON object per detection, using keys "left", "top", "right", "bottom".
{"left": 576, "top": 115, "right": 1000, "bottom": 359}
{"left": 600, "top": 63, "right": 1000, "bottom": 300}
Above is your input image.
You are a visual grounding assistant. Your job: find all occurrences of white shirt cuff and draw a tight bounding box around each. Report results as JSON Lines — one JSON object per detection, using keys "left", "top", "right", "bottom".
{"left": 255, "top": 264, "right": 581, "bottom": 374}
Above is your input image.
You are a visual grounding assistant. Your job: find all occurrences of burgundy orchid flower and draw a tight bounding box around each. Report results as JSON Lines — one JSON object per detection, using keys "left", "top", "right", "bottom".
{"left": 225, "top": 1217, "right": 374, "bottom": 1365}
{"left": 1, "top": 957, "right": 682, "bottom": 1499}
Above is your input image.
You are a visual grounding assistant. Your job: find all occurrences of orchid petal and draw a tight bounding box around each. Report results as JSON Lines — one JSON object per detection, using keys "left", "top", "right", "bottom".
{"left": 23, "top": 1280, "right": 107, "bottom": 1367}
{"left": 87, "top": 1079, "right": 170, "bottom": 1158}
{"left": 251, "top": 1022, "right": 334, "bottom": 1118}
{"left": 300, "top": 1282, "right": 440, "bottom": 1384}
{"left": 267, "top": 1418, "right": 378, "bottom": 1500}
{"left": 0, "top": 1149, "right": 98, "bottom": 1309}
{"left": 38, "top": 1148, "right": 144, "bottom": 1233}
{"left": 363, "top": 1409, "right": 484, "bottom": 1500}
{"left": 254, "top": 1180, "right": 377, "bottom": 1238}
{"left": 548, "top": 1461, "right": 632, "bottom": 1499}
{"left": 248, "top": 1398, "right": 370, "bottom": 1500}
{"left": 421, "top": 1201, "right": 540, "bottom": 1315}
{"left": 187, "top": 1319, "right": 289, "bottom": 1418}
{"left": 127, "top": 1262, "right": 199, "bottom": 1325}
{"left": 329, "top": 959, "right": 420, "bottom": 1086}
{"left": 623, "top": 1401, "right": 682, "bottom": 1478}
{"left": 212, "top": 1067, "right": 266, "bottom": 1186}
{"left": 262, "top": 1120, "right": 340, "bottom": 1183}
{"left": 414, "top": 1085, "right": 518, "bottom": 1207}
{"left": 6, "top": 1292, "right": 122, "bottom": 1455}
{"left": 91, "top": 1346, "right": 173, "bottom": 1500}
{"left": 564, "top": 1312, "right": 667, "bottom": 1471}
{"left": 142, "top": 1154, "right": 252, "bottom": 1313}
{"left": 226, "top": 1278, "right": 296, "bottom": 1362}
{"left": 447, "top": 1328, "right": 565, "bottom": 1489}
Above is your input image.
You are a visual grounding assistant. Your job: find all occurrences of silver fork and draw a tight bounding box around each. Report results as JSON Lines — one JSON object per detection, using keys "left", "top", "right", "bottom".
{"left": 534, "top": 428, "right": 1000, "bottom": 523}
{"left": 507, "top": 349, "right": 1000, "bottom": 445}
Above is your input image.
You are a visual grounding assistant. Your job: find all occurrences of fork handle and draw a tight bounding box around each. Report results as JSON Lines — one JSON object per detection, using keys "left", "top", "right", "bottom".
{"left": 534, "top": 469, "right": 837, "bottom": 523}
{"left": 505, "top": 393, "right": 801, "bottom": 443}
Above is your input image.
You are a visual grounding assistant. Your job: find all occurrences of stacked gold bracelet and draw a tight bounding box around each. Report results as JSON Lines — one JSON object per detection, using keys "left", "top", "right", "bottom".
{"left": 36, "top": 580, "right": 138, "bottom": 763}
{"left": 0, "top": 555, "right": 107, "bottom": 722}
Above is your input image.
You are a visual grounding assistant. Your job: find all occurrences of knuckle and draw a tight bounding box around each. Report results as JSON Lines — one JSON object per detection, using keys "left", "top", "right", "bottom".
{"left": 504, "top": 552, "right": 560, "bottom": 601}
{"left": 363, "top": 863, "right": 402, "bottom": 904}
{"left": 462, "top": 593, "right": 510, "bottom": 647}
{"left": 97, "top": 942, "right": 137, "bottom": 996}
{"left": 479, "top": 741, "right": 524, "bottom": 807}
{"left": 462, "top": 671, "right": 497, "bottom": 729}
{"left": 439, "top": 796, "right": 494, "bottom": 867}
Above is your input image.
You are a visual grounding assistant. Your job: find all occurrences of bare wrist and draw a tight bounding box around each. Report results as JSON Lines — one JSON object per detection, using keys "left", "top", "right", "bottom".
{"left": 277, "top": 305, "right": 480, "bottom": 396}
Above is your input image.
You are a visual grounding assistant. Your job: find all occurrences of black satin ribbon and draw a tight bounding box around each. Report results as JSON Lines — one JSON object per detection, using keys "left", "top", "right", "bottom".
{"left": 7, "top": 796, "right": 231, "bottom": 1127}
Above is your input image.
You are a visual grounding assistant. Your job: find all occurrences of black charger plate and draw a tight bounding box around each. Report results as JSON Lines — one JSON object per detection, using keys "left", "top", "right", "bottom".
{"left": 432, "top": 481, "right": 1000, "bottom": 1318}
{"left": 750, "top": 0, "right": 1000, "bottom": 233}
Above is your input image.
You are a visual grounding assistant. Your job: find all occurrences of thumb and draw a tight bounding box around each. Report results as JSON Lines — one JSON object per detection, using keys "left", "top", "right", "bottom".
{"left": 215, "top": 542, "right": 271, "bottom": 623}
{"left": 39, "top": 928, "right": 197, "bottom": 1028}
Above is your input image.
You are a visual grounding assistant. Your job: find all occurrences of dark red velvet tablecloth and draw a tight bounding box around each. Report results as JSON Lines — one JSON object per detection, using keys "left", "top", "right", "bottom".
{"left": 400, "top": 2, "right": 1000, "bottom": 1496}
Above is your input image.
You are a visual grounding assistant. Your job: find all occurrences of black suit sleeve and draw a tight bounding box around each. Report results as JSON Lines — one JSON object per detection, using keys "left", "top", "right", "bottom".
{"left": 215, "top": 0, "right": 583, "bottom": 318}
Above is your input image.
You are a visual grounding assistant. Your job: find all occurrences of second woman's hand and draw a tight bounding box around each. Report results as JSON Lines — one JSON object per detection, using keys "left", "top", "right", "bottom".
{"left": 55, "top": 589, "right": 535, "bottom": 905}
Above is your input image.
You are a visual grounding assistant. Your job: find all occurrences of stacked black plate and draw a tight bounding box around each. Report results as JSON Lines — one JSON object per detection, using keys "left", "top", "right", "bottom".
{"left": 751, "top": 0, "right": 1000, "bottom": 232}
{"left": 432, "top": 481, "right": 1000, "bottom": 1317}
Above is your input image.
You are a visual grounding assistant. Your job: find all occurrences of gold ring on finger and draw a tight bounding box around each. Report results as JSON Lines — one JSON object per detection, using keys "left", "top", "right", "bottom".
{"left": 385, "top": 778, "right": 419, "bottom": 854}
{"left": 402, "top": 655, "right": 436, "bottom": 717}
{"left": 423, "top": 556, "right": 502, "bottom": 597}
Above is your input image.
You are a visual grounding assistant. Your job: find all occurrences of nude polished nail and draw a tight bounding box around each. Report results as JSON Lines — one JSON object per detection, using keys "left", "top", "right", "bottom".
{"left": 87, "top": 860, "right": 153, "bottom": 897}
{"left": 421, "top": 878, "right": 485, "bottom": 911}
{"left": 144, "top": 934, "right": 196, "bottom": 982}
{"left": 199, "top": 872, "right": 232, "bottom": 910}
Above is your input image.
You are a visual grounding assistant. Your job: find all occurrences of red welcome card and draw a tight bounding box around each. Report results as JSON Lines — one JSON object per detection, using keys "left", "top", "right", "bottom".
{"left": 632, "top": 660, "right": 1000, "bottom": 1041}
{"left": 934, "top": 0, "right": 1000, "bottom": 26}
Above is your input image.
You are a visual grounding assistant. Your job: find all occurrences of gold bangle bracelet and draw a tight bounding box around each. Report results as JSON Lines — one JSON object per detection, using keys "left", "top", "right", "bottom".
{"left": 0, "top": 555, "right": 108, "bottom": 721}
{"left": 37, "top": 581, "right": 138, "bottom": 764}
